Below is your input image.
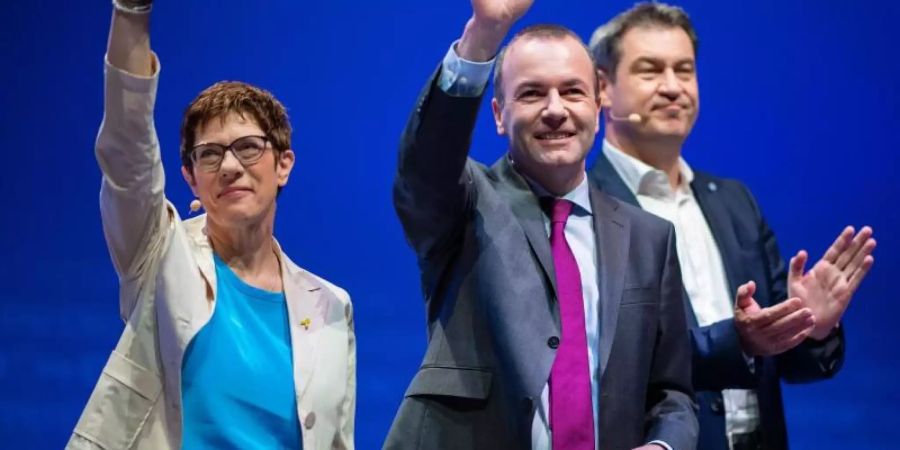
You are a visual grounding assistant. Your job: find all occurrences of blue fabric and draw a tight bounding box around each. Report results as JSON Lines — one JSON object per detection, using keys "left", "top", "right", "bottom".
{"left": 181, "top": 254, "right": 302, "bottom": 450}
{"left": 439, "top": 41, "right": 495, "bottom": 97}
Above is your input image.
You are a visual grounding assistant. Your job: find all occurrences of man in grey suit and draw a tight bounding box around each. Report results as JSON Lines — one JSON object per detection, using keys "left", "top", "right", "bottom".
{"left": 386, "top": 1, "right": 697, "bottom": 449}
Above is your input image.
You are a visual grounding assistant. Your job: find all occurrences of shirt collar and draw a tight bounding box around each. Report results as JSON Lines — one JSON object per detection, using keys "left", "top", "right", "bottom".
{"left": 510, "top": 153, "right": 593, "bottom": 215}
{"left": 602, "top": 139, "right": 694, "bottom": 197}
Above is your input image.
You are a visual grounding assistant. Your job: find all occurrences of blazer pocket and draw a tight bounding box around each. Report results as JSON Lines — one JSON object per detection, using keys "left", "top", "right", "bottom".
{"left": 620, "top": 286, "right": 658, "bottom": 306}
{"left": 72, "top": 351, "right": 162, "bottom": 450}
{"left": 405, "top": 366, "right": 492, "bottom": 400}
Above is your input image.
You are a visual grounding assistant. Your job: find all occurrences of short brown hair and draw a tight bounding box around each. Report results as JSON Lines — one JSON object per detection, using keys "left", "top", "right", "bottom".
{"left": 589, "top": 2, "right": 698, "bottom": 81}
{"left": 493, "top": 24, "right": 598, "bottom": 104}
{"left": 180, "top": 81, "right": 292, "bottom": 170}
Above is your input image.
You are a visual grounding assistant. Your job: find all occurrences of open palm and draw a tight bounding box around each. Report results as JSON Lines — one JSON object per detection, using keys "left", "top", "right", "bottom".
{"left": 471, "top": 0, "right": 534, "bottom": 25}
{"left": 788, "top": 226, "right": 875, "bottom": 340}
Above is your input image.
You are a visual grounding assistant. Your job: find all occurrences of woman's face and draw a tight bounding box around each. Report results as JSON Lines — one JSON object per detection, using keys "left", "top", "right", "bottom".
{"left": 181, "top": 113, "right": 295, "bottom": 229}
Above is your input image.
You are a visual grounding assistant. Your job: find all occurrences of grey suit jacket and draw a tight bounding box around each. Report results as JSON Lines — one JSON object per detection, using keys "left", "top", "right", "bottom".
{"left": 385, "top": 69, "right": 697, "bottom": 450}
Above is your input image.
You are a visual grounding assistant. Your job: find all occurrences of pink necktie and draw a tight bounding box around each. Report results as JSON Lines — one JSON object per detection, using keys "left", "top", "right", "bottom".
{"left": 548, "top": 198, "right": 595, "bottom": 450}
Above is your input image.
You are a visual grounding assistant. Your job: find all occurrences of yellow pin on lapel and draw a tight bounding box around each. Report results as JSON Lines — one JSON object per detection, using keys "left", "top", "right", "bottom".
{"left": 300, "top": 318, "right": 311, "bottom": 330}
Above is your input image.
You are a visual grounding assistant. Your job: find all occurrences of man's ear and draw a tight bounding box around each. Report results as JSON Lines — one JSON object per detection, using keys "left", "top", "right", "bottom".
{"left": 597, "top": 67, "right": 613, "bottom": 108}
{"left": 491, "top": 97, "right": 506, "bottom": 135}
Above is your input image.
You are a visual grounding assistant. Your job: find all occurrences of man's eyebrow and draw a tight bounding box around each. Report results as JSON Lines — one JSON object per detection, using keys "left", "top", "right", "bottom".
{"left": 631, "top": 56, "right": 695, "bottom": 66}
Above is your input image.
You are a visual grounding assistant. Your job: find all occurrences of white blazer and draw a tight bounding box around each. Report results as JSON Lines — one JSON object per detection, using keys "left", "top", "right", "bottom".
{"left": 67, "top": 58, "right": 355, "bottom": 450}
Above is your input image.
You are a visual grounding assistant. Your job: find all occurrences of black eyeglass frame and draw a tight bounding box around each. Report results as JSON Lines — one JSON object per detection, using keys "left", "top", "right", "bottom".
{"left": 189, "top": 135, "right": 273, "bottom": 172}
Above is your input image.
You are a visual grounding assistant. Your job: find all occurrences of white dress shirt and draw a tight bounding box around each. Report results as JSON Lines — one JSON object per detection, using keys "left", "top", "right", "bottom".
{"left": 603, "top": 140, "right": 761, "bottom": 447}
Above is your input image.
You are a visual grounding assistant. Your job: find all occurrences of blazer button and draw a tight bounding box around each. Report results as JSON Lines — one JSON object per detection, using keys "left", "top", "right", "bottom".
{"left": 304, "top": 411, "right": 317, "bottom": 429}
{"left": 710, "top": 396, "right": 724, "bottom": 414}
{"left": 547, "top": 336, "right": 560, "bottom": 349}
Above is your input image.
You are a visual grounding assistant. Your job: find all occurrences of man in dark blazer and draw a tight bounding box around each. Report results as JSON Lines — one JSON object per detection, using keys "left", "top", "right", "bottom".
{"left": 386, "top": 1, "right": 697, "bottom": 449}
{"left": 586, "top": 4, "right": 877, "bottom": 450}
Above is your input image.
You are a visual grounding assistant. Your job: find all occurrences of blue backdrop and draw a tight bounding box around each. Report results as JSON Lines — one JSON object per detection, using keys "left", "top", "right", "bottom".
{"left": 1, "top": 1, "right": 898, "bottom": 448}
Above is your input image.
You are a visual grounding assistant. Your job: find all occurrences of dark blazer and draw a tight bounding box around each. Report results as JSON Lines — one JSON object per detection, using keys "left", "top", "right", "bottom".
{"left": 384, "top": 69, "right": 698, "bottom": 450}
{"left": 589, "top": 153, "right": 845, "bottom": 450}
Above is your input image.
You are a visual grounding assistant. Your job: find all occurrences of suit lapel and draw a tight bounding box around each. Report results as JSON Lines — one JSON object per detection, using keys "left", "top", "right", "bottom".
{"left": 592, "top": 154, "right": 709, "bottom": 328}
{"left": 178, "top": 217, "right": 325, "bottom": 404}
{"left": 495, "top": 155, "right": 634, "bottom": 378}
{"left": 494, "top": 157, "right": 558, "bottom": 296}
{"left": 180, "top": 214, "right": 218, "bottom": 351}
{"left": 279, "top": 248, "right": 325, "bottom": 402}
{"left": 691, "top": 175, "right": 743, "bottom": 295}
{"left": 589, "top": 186, "right": 630, "bottom": 378}
{"left": 589, "top": 154, "right": 641, "bottom": 209}
{"left": 183, "top": 214, "right": 216, "bottom": 299}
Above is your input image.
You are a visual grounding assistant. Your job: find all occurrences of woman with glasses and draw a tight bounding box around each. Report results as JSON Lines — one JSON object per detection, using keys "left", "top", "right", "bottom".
{"left": 67, "top": 3, "right": 355, "bottom": 449}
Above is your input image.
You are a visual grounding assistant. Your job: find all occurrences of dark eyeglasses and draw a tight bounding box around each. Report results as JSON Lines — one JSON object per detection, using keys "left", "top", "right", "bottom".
{"left": 190, "top": 135, "right": 272, "bottom": 172}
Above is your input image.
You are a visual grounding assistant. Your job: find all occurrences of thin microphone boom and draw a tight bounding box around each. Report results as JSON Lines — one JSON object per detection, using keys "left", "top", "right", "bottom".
{"left": 608, "top": 111, "right": 643, "bottom": 124}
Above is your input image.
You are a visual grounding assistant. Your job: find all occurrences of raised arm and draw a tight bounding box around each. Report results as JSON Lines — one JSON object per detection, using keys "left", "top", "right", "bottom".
{"left": 107, "top": 4, "right": 152, "bottom": 75}
{"left": 392, "top": 0, "right": 533, "bottom": 263}
{"left": 457, "top": 0, "right": 532, "bottom": 62}
{"left": 98, "top": 2, "right": 170, "bottom": 320}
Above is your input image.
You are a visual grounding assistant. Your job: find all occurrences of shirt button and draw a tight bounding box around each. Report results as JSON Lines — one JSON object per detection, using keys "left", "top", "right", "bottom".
{"left": 547, "top": 336, "right": 560, "bottom": 349}
{"left": 304, "top": 411, "right": 317, "bottom": 429}
{"left": 710, "top": 396, "right": 724, "bottom": 414}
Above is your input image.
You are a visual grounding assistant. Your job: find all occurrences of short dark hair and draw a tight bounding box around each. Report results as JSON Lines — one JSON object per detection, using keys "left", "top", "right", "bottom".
{"left": 180, "top": 81, "right": 292, "bottom": 171}
{"left": 589, "top": 2, "right": 698, "bottom": 81}
{"left": 493, "top": 24, "right": 598, "bottom": 103}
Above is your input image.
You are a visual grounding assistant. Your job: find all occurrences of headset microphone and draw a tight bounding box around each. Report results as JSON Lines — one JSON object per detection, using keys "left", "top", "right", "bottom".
{"left": 601, "top": 99, "right": 643, "bottom": 124}
{"left": 608, "top": 111, "right": 643, "bottom": 124}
